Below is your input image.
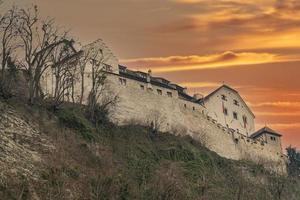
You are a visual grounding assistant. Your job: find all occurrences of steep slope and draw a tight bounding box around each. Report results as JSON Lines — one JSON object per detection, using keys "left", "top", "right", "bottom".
{"left": 0, "top": 99, "right": 299, "bottom": 200}
{"left": 0, "top": 101, "right": 53, "bottom": 178}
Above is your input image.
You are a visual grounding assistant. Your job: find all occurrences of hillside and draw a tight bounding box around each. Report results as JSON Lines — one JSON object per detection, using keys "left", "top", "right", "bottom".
{"left": 0, "top": 99, "right": 300, "bottom": 200}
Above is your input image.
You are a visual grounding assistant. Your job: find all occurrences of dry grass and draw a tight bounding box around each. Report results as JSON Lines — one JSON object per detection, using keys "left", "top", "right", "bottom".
{"left": 0, "top": 100, "right": 300, "bottom": 200}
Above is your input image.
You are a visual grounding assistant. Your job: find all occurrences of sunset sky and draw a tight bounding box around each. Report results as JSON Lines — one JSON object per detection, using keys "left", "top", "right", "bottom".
{"left": 2, "top": 0, "right": 300, "bottom": 148}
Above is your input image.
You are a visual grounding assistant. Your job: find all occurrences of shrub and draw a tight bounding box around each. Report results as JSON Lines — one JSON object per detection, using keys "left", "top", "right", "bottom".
{"left": 55, "top": 105, "right": 94, "bottom": 141}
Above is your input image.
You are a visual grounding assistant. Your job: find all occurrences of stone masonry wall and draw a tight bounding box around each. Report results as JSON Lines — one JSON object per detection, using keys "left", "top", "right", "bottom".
{"left": 105, "top": 73, "right": 286, "bottom": 173}
{"left": 40, "top": 68, "right": 286, "bottom": 173}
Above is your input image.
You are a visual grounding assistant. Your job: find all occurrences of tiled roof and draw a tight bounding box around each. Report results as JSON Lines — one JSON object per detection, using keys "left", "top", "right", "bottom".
{"left": 250, "top": 126, "right": 282, "bottom": 139}
{"left": 118, "top": 67, "right": 177, "bottom": 90}
{"left": 118, "top": 65, "right": 203, "bottom": 104}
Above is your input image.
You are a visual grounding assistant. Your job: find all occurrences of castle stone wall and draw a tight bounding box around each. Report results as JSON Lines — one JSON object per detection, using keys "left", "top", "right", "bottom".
{"left": 204, "top": 86, "right": 255, "bottom": 136}
{"left": 105, "top": 73, "right": 286, "bottom": 173}
{"left": 40, "top": 67, "right": 286, "bottom": 173}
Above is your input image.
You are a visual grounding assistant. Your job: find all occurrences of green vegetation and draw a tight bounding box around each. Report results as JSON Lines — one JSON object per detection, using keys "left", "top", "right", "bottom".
{"left": 1, "top": 102, "right": 300, "bottom": 200}
{"left": 286, "top": 146, "right": 300, "bottom": 177}
{"left": 55, "top": 104, "right": 95, "bottom": 141}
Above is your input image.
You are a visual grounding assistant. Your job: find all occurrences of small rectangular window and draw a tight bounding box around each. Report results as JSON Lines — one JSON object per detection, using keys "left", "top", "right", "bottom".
{"left": 270, "top": 136, "right": 276, "bottom": 141}
{"left": 140, "top": 85, "right": 145, "bottom": 90}
{"left": 105, "top": 65, "right": 112, "bottom": 72}
{"left": 157, "top": 89, "right": 162, "bottom": 95}
{"left": 223, "top": 107, "right": 228, "bottom": 115}
{"left": 233, "top": 112, "right": 238, "bottom": 120}
{"left": 243, "top": 116, "right": 247, "bottom": 123}
{"left": 234, "top": 100, "right": 239, "bottom": 106}
{"left": 119, "top": 78, "right": 127, "bottom": 86}
{"left": 243, "top": 116, "right": 247, "bottom": 128}
{"left": 167, "top": 92, "right": 172, "bottom": 97}
{"left": 193, "top": 107, "right": 195, "bottom": 111}
{"left": 221, "top": 95, "right": 227, "bottom": 101}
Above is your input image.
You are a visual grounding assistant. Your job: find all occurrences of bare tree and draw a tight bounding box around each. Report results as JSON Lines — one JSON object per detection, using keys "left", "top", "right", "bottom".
{"left": 146, "top": 110, "right": 167, "bottom": 135}
{"left": 48, "top": 45, "right": 81, "bottom": 109}
{"left": 17, "top": 6, "right": 74, "bottom": 104}
{"left": 81, "top": 41, "right": 116, "bottom": 122}
{"left": 87, "top": 57, "right": 106, "bottom": 122}
{"left": 78, "top": 45, "right": 92, "bottom": 105}
{"left": 0, "top": 7, "right": 18, "bottom": 97}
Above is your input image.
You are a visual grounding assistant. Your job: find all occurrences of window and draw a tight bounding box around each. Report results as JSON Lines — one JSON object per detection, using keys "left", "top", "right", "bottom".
{"left": 193, "top": 107, "right": 195, "bottom": 111}
{"left": 184, "top": 104, "right": 187, "bottom": 108}
{"left": 104, "top": 65, "right": 112, "bottom": 72}
{"left": 157, "top": 89, "right": 162, "bottom": 95}
{"left": 243, "top": 116, "right": 247, "bottom": 123}
{"left": 140, "top": 85, "right": 145, "bottom": 90}
{"left": 119, "top": 78, "right": 126, "bottom": 86}
{"left": 221, "top": 94, "right": 227, "bottom": 101}
{"left": 167, "top": 92, "right": 172, "bottom": 97}
{"left": 223, "top": 107, "right": 228, "bottom": 115}
{"left": 233, "top": 99, "right": 239, "bottom": 106}
{"left": 243, "top": 115, "right": 247, "bottom": 128}
{"left": 233, "top": 112, "right": 238, "bottom": 120}
{"left": 270, "top": 136, "right": 276, "bottom": 141}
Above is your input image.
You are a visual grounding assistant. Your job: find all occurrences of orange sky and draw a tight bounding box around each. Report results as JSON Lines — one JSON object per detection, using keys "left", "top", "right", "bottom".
{"left": 2, "top": 0, "right": 300, "bottom": 149}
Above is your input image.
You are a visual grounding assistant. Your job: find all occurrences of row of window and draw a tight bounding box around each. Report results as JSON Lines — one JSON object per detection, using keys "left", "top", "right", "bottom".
{"left": 141, "top": 85, "right": 173, "bottom": 97}
{"left": 270, "top": 136, "right": 277, "bottom": 141}
{"left": 223, "top": 107, "right": 248, "bottom": 124}
{"left": 184, "top": 104, "right": 196, "bottom": 111}
{"left": 119, "top": 78, "right": 173, "bottom": 97}
{"left": 140, "top": 85, "right": 173, "bottom": 97}
{"left": 221, "top": 94, "right": 240, "bottom": 106}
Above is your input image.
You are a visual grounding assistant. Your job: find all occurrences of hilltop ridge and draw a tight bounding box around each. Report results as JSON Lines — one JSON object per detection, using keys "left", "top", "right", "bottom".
{"left": 0, "top": 98, "right": 299, "bottom": 200}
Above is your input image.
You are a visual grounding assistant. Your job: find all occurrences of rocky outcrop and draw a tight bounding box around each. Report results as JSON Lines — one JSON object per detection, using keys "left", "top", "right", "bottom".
{"left": 0, "top": 101, "right": 53, "bottom": 180}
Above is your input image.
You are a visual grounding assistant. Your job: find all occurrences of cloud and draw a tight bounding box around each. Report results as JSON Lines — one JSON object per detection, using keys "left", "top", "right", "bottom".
{"left": 162, "top": 0, "right": 300, "bottom": 51}
{"left": 257, "top": 123, "right": 300, "bottom": 130}
{"left": 178, "top": 81, "right": 221, "bottom": 88}
{"left": 250, "top": 101, "right": 300, "bottom": 108}
{"left": 256, "top": 111, "right": 300, "bottom": 117}
{"left": 121, "top": 51, "right": 298, "bottom": 73}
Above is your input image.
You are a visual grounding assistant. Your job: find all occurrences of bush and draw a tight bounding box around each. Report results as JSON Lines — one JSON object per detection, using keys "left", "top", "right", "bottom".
{"left": 159, "top": 146, "right": 195, "bottom": 162}
{"left": 55, "top": 105, "right": 95, "bottom": 141}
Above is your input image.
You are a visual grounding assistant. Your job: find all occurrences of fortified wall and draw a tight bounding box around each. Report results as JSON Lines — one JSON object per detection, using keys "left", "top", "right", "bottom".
{"left": 104, "top": 72, "right": 286, "bottom": 173}
{"left": 39, "top": 40, "right": 286, "bottom": 173}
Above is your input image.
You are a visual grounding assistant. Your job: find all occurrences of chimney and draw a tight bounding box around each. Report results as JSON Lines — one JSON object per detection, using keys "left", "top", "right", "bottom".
{"left": 193, "top": 93, "right": 203, "bottom": 100}
{"left": 147, "top": 69, "right": 152, "bottom": 83}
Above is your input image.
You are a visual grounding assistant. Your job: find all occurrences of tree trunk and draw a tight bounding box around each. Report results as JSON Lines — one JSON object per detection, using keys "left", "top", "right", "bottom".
{"left": 80, "top": 72, "right": 84, "bottom": 104}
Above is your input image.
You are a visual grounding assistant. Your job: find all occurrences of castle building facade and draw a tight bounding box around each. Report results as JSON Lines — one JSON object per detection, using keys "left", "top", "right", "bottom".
{"left": 202, "top": 85, "right": 255, "bottom": 136}
{"left": 41, "top": 40, "right": 286, "bottom": 173}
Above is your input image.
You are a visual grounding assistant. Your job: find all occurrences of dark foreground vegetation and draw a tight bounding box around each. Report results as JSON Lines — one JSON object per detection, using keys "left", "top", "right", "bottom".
{"left": 0, "top": 99, "right": 300, "bottom": 200}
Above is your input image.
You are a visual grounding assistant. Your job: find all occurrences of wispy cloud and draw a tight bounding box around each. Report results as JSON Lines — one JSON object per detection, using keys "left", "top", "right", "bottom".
{"left": 256, "top": 111, "right": 300, "bottom": 117}
{"left": 257, "top": 123, "right": 300, "bottom": 130}
{"left": 250, "top": 101, "right": 300, "bottom": 108}
{"left": 178, "top": 81, "right": 221, "bottom": 89}
{"left": 121, "top": 51, "right": 299, "bottom": 73}
{"left": 165, "top": 0, "right": 300, "bottom": 51}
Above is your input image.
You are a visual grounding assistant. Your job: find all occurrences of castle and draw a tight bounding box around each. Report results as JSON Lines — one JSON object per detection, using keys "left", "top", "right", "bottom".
{"left": 41, "top": 40, "right": 286, "bottom": 173}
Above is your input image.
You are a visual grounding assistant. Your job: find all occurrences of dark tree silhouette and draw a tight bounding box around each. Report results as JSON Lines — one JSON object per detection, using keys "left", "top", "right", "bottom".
{"left": 0, "top": 7, "right": 19, "bottom": 97}
{"left": 17, "top": 6, "right": 74, "bottom": 104}
{"left": 286, "top": 146, "right": 300, "bottom": 177}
